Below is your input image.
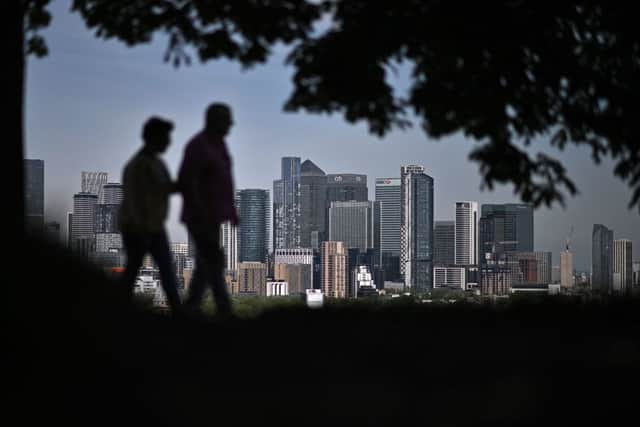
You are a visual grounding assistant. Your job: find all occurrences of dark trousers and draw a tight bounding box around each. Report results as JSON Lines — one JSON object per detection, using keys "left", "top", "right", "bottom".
{"left": 185, "top": 223, "right": 232, "bottom": 315}
{"left": 121, "top": 230, "right": 181, "bottom": 311}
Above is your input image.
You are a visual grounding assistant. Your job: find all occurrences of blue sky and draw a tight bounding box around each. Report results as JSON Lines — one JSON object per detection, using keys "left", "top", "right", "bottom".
{"left": 26, "top": 0, "right": 638, "bottom": 270}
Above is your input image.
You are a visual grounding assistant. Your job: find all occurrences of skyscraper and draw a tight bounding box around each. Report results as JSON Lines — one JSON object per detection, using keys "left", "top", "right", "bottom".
{"left": 434, "top": 221, "right": 455, "bottom": 266}
{"left": 326, "top": 174, "right": 368, "bottom": 205}
{"left": 101, "top": 183, "right": 123, "bottom": 205}
{"left": 300, "top": 159, "right": 327, "bottom": 249}
{"left": 376, "top": 177, "right": 401, "bottom": 281}
{"left": 24, "top": 159, "right": 44, "bottom": 234}
{"left": 81, "top": 171, "right": 108, "bottom": 202}
{"left": 93, "top": 181, "right": 123, "bottom": 255}
{"left": 592, "top": 224, "right": 613, "bottom": 293}
{"left": 455, "top": 201, "right": 479, "bottom": 266}
{"left": 220, "top": 221, "right": 238, "bottom": 273}
{"left": 479, "top": 204, "right": 534, "bottom": 261}
{"left": 94, "top": 203, "right": 122, "bottom": 252}
{"left": 237, "top": 189, "right": 270, "bottom": 263}
{"left": 273, "top": 157, "right": 301, "bottom": 250}
{"left": 560, "top": 244, "right": 574, "bottom": 288}
{"left": 400, "top": 165, "right": 424, "bottom": 280}
{"left": 328, "top": 200, "right": 379, "bottom": 252}
{"left": 321, "top": 241, "right": 347, "bottom": 298}
{"left": 613, "top": 239, "right": 633, "bottom": 293}
{"left": 375, "top": 178, "right": 401, "bottom": 254}
{"left": 400, "top": 165, "right": 434, "bottom": 293}
{"left": 71, "top": 192, "right": 98, "bottom": 253}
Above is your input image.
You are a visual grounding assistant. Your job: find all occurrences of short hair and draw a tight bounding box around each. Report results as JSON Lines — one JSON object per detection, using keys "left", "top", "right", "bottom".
{"left": 205, "top": 103, "right": 232, "bottom": 131}
{"left": 142, "top": 116, "right": 173, "bottom": 144}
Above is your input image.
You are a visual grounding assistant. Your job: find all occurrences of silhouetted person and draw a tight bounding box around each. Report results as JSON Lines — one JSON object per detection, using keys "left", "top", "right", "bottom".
{"left": 178, "top": 103, "right": 237, "bottom": 319}
{"left": 119, "top": 117, "right": 181, "bottom": 313}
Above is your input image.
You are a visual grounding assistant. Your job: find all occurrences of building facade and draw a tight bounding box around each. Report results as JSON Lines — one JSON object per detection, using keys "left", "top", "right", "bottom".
{"left": 220, "top": 221, "right": 238, "bottom": 273}
{"left": 326, "top": 174, "right": 368, "bottom": 205}
{"left": 479, "top": 204, "right": 534, "bottom": 261}
{"left": 376, "top": 178, "right": 401, "bottom": 281}
{"left": 592, "top": 224, "right": 614, "bottom": 293}
{"left": 511, "top": 252, "right": 552, "bottom": 285}
{"left": 237, "top": 189, "right": 270, "bottom": 263}
{"left": 300, "top": 159, "right": 327, "bottom": 249}
{"left": 400, "top": 165, "right": 434, "bottom": 293}
{"left": 613, "top": 239, "right": 633, "bottom": 292}
{"left": 71, "top": 192, "right": 98, "bottom": 253}
{"left": 274, "top": 263, "right": 311, "bottom": 295}
{"left": 328, "top": 200, "right": 379, "bottom": 252}
{"left": 25, "top": 159, "right": 45, "bottom": 234}
{"left": 433, "top": 266, "right": 466, "bottom": 289}
{"left": 273, "top": 157, "right": 301, "bottom": 250}
{"left": 321, "top": 241, "right": 347, "bottom": 298}
{"left": 434, "top": 220, "right": 455, "bottom": 266}
{"left": 237, "top": 262, "right": 267, "bottom": 296}
{"left": 455, "top": 201, "right": 479, "bottom": 266}
{"left": 266, "top": 280, "right": 289, "bottom": 296}
{"left": 560, "top": 247, "right": 574, "bottom": 288}
{"left": 274, "top": 247, "right": 314, "bottom": 291}
{"left": 101, "top": 182, "right": 123, "bottom": 205}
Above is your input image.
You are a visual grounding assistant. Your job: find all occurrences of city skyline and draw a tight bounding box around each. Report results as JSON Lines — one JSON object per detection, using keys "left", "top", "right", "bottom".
{"left": 25, "top": 1, "right": 639, "bottom": 271}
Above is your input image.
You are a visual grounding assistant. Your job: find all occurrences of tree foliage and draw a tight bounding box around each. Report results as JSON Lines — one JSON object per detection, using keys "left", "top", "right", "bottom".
{"left": 26, "top": 1, "right": 640, "bottom": 211}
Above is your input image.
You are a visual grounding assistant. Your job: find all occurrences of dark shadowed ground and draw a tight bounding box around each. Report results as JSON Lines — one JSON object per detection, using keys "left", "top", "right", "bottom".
{"left": 8, "top": 236, "right": 640, "bottom": 426}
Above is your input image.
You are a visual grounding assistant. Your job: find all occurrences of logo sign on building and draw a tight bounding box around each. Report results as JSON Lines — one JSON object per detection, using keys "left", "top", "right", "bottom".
{"left": 376, "top": 178, "right": 400, "bottom": 186}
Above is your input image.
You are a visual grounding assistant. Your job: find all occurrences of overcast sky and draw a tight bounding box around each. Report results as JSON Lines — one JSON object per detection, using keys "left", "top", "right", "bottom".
{"left": 26, "top": 0, "right": 638, "bottom": 270}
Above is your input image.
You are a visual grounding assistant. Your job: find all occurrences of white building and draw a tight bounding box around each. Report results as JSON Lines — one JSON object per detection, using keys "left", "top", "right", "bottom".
{"left": 355, "top": 265, "right": 378, "bottom": 298}
{"left": 220, "top": 222, "right": 238, "bottom": 273}
{"left": 133, "top": 275, "right": 167, "bottom": 307}
{"left": 455, "top": 201, "right": 479, "bottom": 266}
{"left": 266, "top": 280, "right": 289, "bottom": 296}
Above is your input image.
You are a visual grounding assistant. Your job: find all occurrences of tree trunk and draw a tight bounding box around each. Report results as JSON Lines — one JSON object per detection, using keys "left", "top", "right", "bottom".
{"left": 10, "top": 1, "right": 25, "bottom": 241}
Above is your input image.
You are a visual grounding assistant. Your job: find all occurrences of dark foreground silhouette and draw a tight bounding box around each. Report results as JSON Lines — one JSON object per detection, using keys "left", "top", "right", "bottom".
{"left": 9, "top": 236, "right": 640, "bottom": 426}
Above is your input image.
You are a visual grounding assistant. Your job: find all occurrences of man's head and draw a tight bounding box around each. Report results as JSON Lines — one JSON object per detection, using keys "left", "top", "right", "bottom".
{"left": 204, "top": 103, "right": 233, "bottom": 137}
{"left": 142, "top": 116, "right": 173, "bottom": 153}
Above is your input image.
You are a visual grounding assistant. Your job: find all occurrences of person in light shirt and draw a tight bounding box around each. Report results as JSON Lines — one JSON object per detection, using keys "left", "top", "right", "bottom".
{"left": 119, "top": 116, "right": 181, "bottom": 313}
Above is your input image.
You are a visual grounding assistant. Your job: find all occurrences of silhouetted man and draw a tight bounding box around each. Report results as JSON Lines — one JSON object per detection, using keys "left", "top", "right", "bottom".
{"left": 119, "top": 117, "right": 181, "bottom": 313}
{"left": 178, "top": 103, "right": 237, "bottom": 319}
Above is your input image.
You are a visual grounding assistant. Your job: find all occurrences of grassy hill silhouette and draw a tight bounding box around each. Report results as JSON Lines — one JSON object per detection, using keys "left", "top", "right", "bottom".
{"left": 9, "top": 235, "right": 640, "bottom": 426}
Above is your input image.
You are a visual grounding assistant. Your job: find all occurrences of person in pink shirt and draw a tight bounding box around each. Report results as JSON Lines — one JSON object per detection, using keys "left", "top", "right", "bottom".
{"left": 178, "top": 103, "right": 238, "bottom": 319}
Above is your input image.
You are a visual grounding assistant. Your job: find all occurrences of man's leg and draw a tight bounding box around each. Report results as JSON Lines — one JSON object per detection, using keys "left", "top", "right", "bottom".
{"left": 121, "top": 232, "right": 146, "bottom": 299}
{"left": 149, "top": 230, "right": 182, "bottom": 313}
{"left": 206, "top": 225, "right": 232, "bottom": 317}
{"left": 184, "top": 225, "right": 210, "bottom": 312}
